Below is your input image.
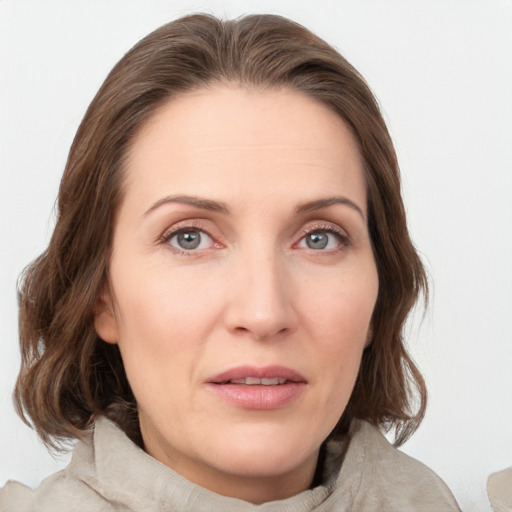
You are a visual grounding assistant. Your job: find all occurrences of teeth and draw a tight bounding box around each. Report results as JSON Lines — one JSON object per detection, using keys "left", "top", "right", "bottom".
{"left": 262, "top": 378, "right": 288, "bottom": 385}
{"left": 246, "top": 377, "right": 262, "bottom": 385}
{"left": 228, "top": 377, "right": 287, "bottom": 385}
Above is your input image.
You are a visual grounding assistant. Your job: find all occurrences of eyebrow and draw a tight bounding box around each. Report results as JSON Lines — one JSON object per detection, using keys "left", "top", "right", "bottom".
{"left": 144, "top": 194, "right": 364, "bottom": 220}
{"left": 144, "top": 195, "right": 230, "bottom": 216}
{"left": 296, "top": 196, "right": 365, "bottom": 220}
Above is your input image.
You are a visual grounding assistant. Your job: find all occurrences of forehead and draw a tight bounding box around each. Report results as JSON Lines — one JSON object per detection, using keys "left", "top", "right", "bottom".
{"left": 123, "top": 86, "right": 366, "bottom": 213}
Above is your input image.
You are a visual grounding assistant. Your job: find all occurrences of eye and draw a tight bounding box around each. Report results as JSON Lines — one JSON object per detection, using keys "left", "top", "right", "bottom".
{"left": 297, "top": 229, "right": 347, "bottom": 251}
{"left": 167, "top": 229, "right": 213, "bottom": 251}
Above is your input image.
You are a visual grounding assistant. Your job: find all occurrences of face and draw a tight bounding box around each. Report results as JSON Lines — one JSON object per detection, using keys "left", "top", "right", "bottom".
{"left": 95, "top": 86, "right": 379, "bottom": 503}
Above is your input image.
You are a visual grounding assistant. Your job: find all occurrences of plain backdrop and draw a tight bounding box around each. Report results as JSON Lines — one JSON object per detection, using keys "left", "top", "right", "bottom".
{"left": 1, "top": 1, "right": 511, "bottom": 511}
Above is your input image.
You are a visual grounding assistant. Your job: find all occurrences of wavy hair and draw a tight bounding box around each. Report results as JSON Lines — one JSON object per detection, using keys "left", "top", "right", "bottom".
{"left": 15, "top": 13, "right": 427, "bottom": 449}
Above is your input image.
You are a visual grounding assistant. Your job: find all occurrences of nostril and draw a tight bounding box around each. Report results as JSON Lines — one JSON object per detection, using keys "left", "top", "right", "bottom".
{"left": 233, "top": 325, "right": 289, "bottom": 341}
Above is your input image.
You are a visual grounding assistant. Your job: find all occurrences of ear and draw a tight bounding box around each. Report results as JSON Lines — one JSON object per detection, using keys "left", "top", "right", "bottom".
{"left": 93, "top": 286, "right": 118, "bottom": 344}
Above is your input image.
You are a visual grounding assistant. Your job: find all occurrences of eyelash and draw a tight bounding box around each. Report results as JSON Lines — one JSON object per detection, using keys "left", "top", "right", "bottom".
{"left": 297, "top": 224, "right": 351, "bottom": 251}
{"left": 158, "top": 221, "right": 351, "bottom": 255}
{"left": 159, "top": 220, "right": 214, "bottom": 256}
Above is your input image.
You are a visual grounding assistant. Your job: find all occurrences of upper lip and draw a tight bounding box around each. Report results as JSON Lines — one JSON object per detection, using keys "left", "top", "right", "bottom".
{"left": 207, "top": 365, "right": 307, "bottom": 384}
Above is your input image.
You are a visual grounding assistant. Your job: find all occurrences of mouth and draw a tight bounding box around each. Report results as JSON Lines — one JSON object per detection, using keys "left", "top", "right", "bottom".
{"left": 206, "top": 365, "right": 307, "bottom": 410}
{"left": 207, "top": 365, "right": 306, "bottom": 385}
{"left": 223, "top": 377, "right": 288, "bottom": 386}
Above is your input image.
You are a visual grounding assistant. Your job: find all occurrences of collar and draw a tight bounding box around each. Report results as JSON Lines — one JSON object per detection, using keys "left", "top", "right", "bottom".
{"left": 67, "top": 416, "right": 369, "bottom": 511}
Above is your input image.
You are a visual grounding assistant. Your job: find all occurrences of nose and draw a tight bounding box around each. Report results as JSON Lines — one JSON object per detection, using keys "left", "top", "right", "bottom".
{"left": 224, "top": 249, "right": 297, "bottom": 341}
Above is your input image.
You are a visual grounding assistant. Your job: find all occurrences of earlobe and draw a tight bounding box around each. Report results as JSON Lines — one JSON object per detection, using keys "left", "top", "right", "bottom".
{"left": 93, "top": 288, "right": 118, "bottom": 344}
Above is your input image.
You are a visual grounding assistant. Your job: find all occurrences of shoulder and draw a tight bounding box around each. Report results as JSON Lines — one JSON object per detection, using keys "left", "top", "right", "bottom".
{"left": 0, "top": 425, "right": 116, "bottom": 512}
{"left": 329, "top": 420, "right": 461, "bottom": 511}
{"left": 0, "top": 481, "right": 34, "bottom": 512}
{"left": 487, "top": 467, "right": 512, "bottom": 512}
{"left": 1, "top": 470, "right": 115, "bottom": 512}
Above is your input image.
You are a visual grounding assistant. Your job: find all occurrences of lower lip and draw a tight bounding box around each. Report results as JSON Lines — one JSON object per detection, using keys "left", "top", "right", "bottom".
{"left": 206, "top": 382, "right": 306, "bottom": 410}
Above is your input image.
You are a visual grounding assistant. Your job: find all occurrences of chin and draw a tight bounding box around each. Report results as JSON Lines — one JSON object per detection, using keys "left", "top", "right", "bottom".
{"left": 204, "top": 423, "right": 320, "bottom": 477}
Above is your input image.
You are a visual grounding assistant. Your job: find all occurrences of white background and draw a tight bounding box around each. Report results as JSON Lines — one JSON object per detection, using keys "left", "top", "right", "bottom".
{"left": 1, "top": 1, "right": 511, "bottom": 511}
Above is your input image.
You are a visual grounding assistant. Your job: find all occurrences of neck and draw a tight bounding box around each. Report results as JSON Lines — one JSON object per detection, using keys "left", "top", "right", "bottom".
{"left": 145, "top": 440, "right": 320, "bottom": 504}
{"left": 192, "top": 455, "right": 319, "bottom": 504}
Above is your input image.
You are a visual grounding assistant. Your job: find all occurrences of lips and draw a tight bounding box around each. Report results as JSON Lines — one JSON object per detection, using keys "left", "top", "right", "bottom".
{"left": 206, "top": 365, "right": 307, "bottom": 410}
{"left": 207, "top": 365, "right": 306, "bottom": 384}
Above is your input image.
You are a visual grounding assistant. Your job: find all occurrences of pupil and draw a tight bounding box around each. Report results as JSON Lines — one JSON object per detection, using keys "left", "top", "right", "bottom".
{"left": 178, "top": 231, "right": 201, "bottom": 250}
{"left": 307, "top": 232, "right": 328, "bottom": 250}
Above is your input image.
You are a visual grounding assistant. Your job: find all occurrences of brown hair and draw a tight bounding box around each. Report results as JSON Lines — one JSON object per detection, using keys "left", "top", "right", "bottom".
{"left": 15, "top": 13, "right": 427, "bottom": 449}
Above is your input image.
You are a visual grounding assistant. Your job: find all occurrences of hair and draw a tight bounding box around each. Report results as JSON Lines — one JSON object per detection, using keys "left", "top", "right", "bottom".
{"left": 15, "top": 13, "right": 427, "bottom": 450}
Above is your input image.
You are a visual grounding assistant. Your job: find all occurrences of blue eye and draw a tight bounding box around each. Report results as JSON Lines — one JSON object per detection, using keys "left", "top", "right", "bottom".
{"left": 299, "top": 230, "right": 344, "bottom": 250}
{"left": 168, "top": 229, "right": 213, "bottom": 251}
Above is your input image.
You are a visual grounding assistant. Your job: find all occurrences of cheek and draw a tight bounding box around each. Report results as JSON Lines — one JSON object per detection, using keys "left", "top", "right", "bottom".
{"left": 110, "top": 262, "right": 227, "bottom": 388}
{"left": 113, "top": 260, "right": 220, "bottom": 334}
{"left": 305, "top": 265, "right": 377, "bottom": 386}
{"left": 305, "top": 266, "right": 377, "bottom": 340}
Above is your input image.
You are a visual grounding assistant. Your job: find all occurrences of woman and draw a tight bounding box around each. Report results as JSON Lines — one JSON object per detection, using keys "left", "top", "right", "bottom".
{"left": 0, "top": 13, "right": 460, "bottom": 511}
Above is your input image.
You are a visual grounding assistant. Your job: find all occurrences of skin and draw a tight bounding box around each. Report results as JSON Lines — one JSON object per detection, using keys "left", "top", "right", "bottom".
{"left": 95, "top": 86, "right": 379, "bottom": 503}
